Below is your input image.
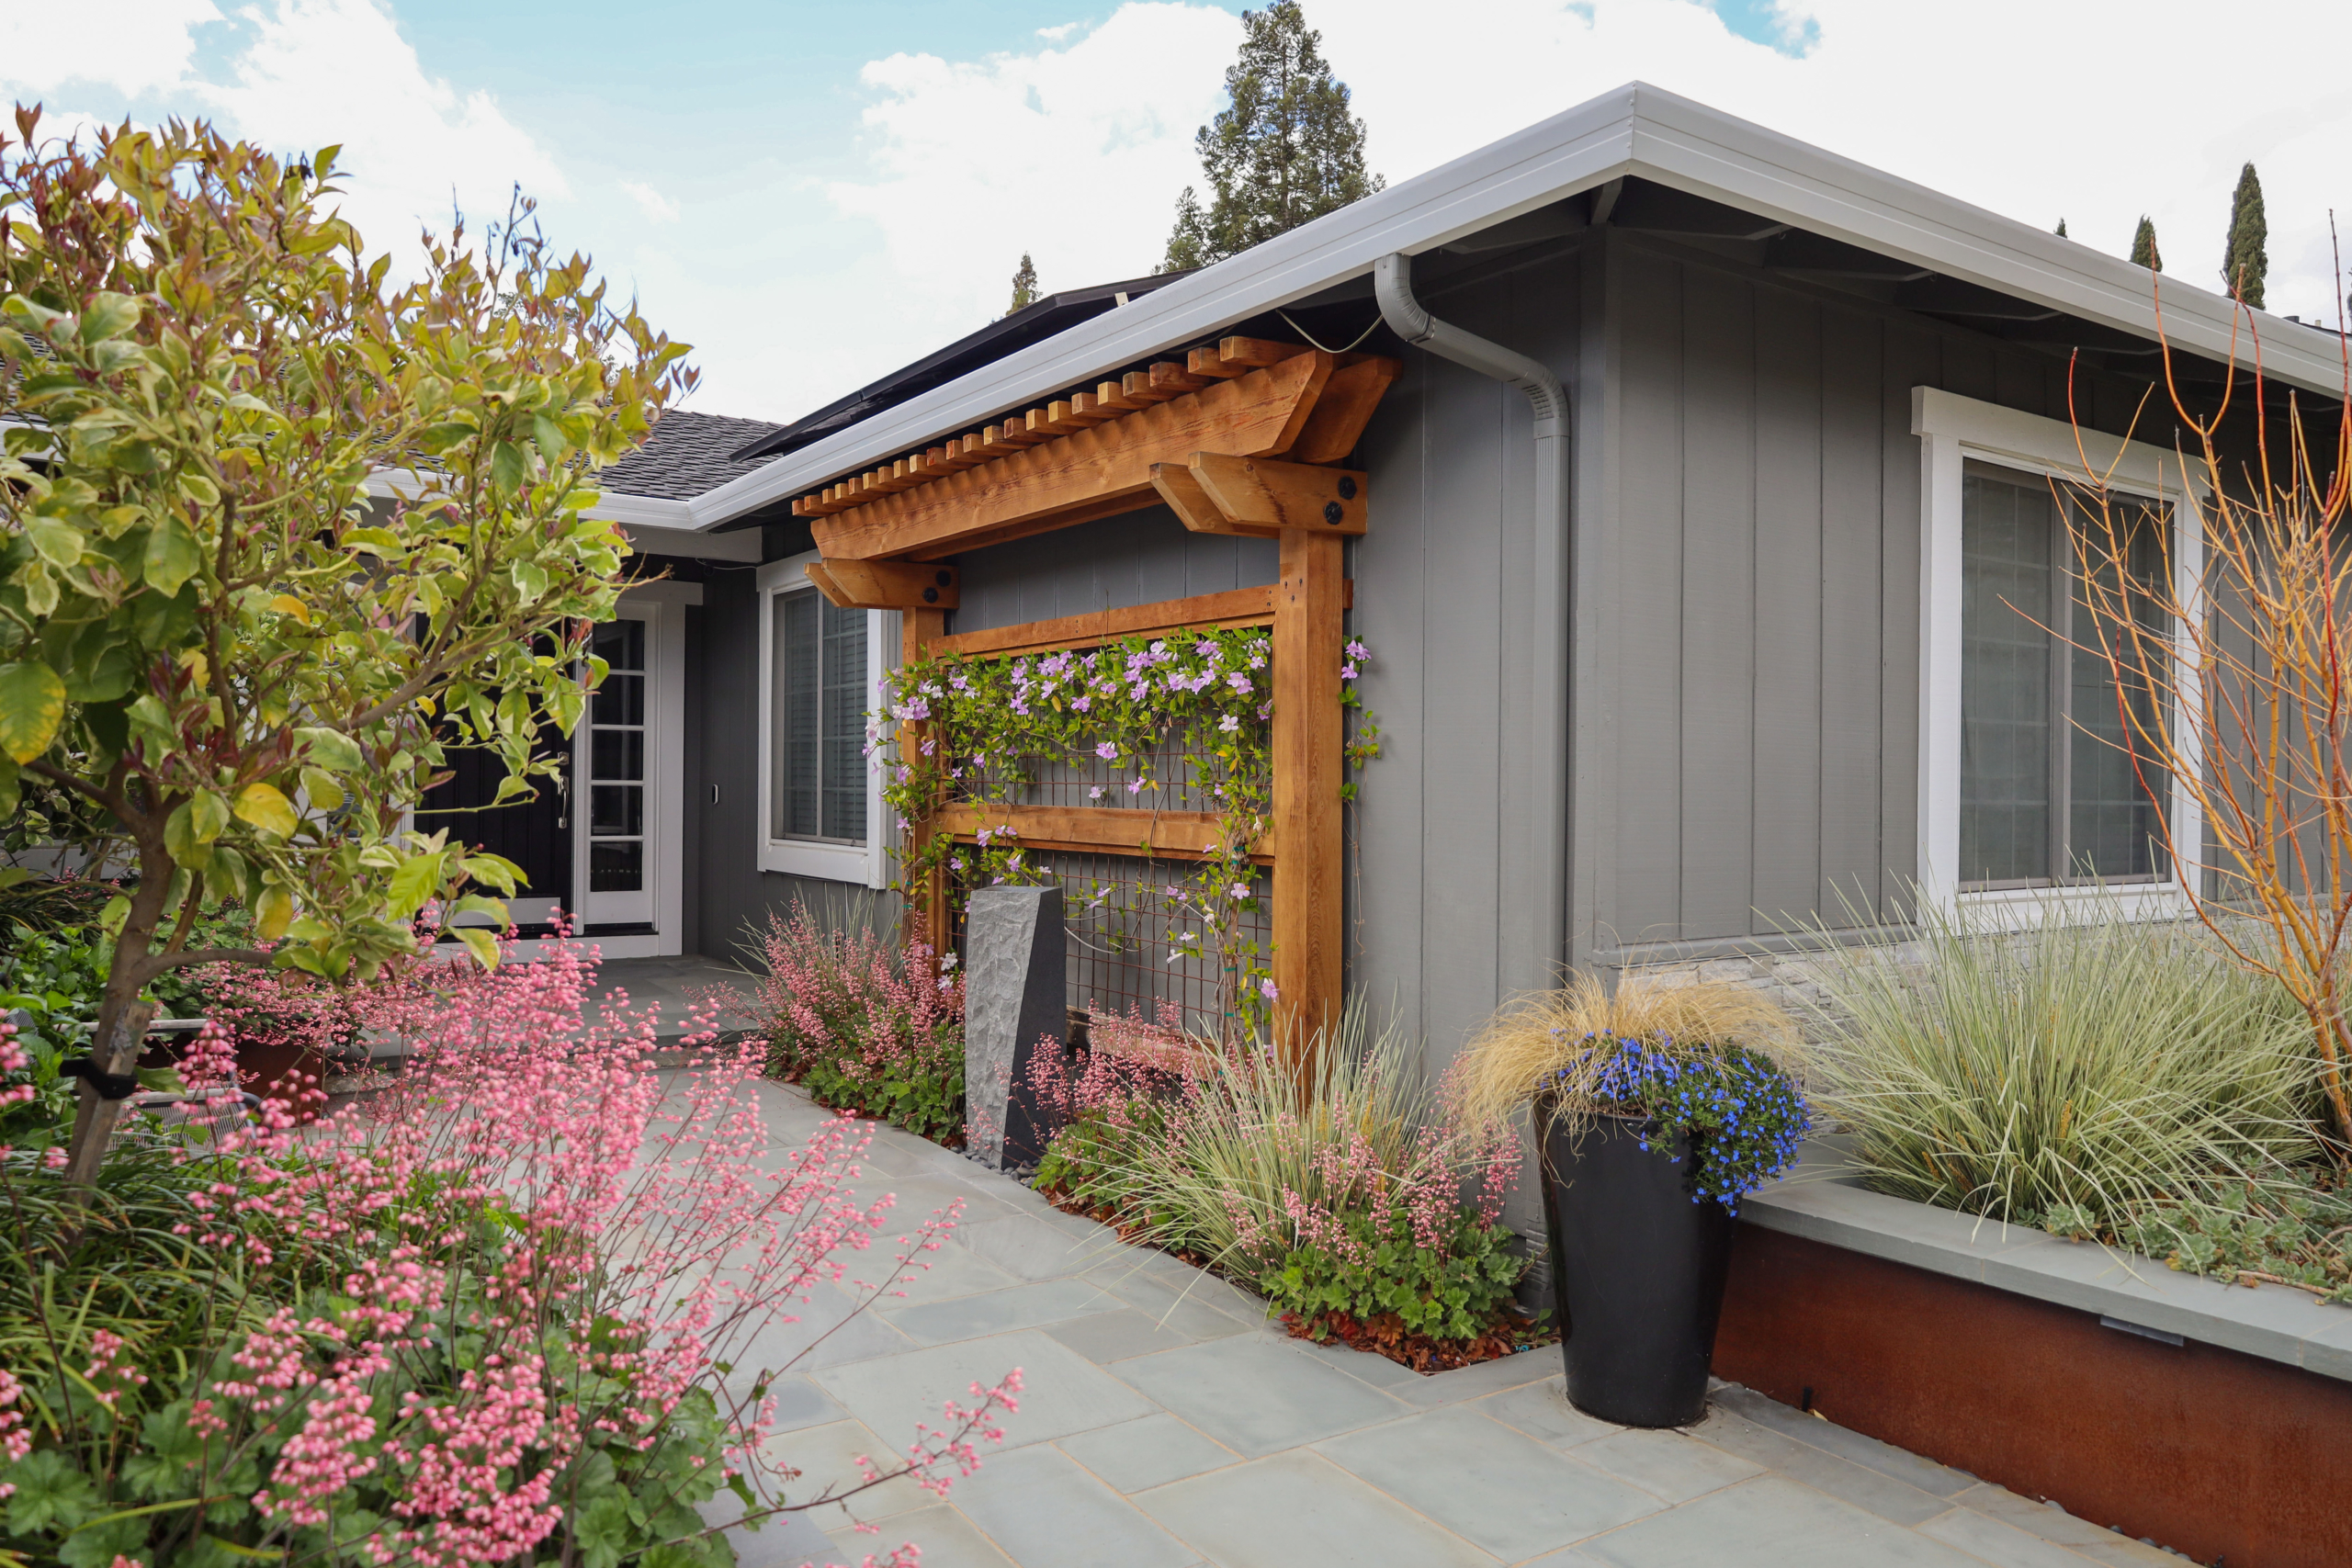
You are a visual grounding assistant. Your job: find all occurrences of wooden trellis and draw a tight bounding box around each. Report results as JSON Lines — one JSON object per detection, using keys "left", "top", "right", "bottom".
{"left": 799, "top": 338, "right": 1397, "bottom": 1054}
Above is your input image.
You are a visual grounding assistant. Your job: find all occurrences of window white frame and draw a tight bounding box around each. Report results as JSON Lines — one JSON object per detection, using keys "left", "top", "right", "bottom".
{"left": 1913, "top": 387, "right": 2208, "bottom": 923}
{"left": 756, "top": 552, "right": 892, "bottom": 886}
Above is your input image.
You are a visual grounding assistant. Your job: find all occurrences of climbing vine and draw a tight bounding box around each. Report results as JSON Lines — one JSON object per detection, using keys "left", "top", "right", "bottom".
{"left": 873, "top": 626, "right": 1378, "bottom": 1036}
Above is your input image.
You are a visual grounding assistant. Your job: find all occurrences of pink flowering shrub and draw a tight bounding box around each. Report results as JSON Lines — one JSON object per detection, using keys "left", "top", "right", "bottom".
{"left": 1033, "top": 1006, "right": 1525, "bottom": 1345}
{"left": 0, "top": 936, "right": 1018, "bottom": 1567}
{"left": 752, "top": 905, "right": 967, "bottom": 1144}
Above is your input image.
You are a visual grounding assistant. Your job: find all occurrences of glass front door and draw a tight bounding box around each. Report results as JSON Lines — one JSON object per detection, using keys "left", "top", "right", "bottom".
{"left": 579, "top": 611, "right": 654, "bottom": 927}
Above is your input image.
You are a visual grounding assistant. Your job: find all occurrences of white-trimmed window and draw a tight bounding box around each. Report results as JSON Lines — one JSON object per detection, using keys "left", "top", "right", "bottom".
{"left": 757, "top": 554, "right": 890, "bottom": 885}
{"left": 1913, "top": 388, "right": 2206, "bottom": 918}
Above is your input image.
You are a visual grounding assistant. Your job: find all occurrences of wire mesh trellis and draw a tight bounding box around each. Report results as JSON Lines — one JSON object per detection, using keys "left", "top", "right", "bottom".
{"left": 948, "top": 851, "right": 1272, "bottom": 1039}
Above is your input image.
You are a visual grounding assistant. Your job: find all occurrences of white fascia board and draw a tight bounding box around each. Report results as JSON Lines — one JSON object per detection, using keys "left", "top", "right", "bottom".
{"left": 583, "top": 490, "right": 695, "bottom": 528}
{"left": 686, "top": 79, "right": 2348, "bottom": 533}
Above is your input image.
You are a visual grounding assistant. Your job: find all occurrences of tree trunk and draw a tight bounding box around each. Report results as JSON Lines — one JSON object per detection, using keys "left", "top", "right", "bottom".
{"left": 59, "top": 829, "right": 175, "bottom": 1198}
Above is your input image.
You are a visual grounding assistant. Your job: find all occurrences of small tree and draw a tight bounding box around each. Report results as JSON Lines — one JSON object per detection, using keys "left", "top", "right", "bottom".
{"left": 2064, "top": 324, "right": 2352, "bottom": 1156}
{"left": 2131, "top": 215, "right": 2164, "bottom": 271}
{"left": 1007, "top": 251, "right": 1040, "bottom": 314}
{"left": 2222, "top": 161, "right": 2268, "bottom": 310}
{"left": 1160, "top": 0, "right": 1380, "bottom": 272}
{"left": 2056, "top": 217, "right": 2069, "bottom": 238}
{"left": 0, "top": 110, "right": 692, "bottom": 1188}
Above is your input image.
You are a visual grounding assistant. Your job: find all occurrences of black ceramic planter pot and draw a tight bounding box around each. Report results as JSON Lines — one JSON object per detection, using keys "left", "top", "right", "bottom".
{"left": 1539, "top": 1103, "right": 1735, "bottom": 1427}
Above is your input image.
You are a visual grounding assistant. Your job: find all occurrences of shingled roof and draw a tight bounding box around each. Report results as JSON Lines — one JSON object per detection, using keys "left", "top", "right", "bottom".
{"left": 599, "top": 410, "right": 783, "bottom": 501}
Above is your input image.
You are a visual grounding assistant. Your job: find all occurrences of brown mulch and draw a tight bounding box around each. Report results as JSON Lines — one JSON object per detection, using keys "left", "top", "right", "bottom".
{"left": 1280, "top": 1307, "right": 1556, "bottom": 1373}
{"left": 1039, "top": 1185, "right": 1556, "bottom": 1375}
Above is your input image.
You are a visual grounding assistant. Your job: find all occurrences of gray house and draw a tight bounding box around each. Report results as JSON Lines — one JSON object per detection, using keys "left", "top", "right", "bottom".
{"left": 479, "top": 82, "right": 2342, "bottom": 1063}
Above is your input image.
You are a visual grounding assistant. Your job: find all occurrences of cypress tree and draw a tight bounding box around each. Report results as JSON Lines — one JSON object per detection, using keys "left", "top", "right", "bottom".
{"left": 2222, "top": 162, "right": 2267, "bottom": 309}
{"left": 1160, "top": 1, "right": 1381, "bottom": 272}
{"left": 1007, "top": 253, "right": 1040, "bottom": 315}
{"left": 2055, "top": 218, "right": 2067, "bottom": 238}
{"left": 2131, "top": 216, "right": 2163, "bottom": 273}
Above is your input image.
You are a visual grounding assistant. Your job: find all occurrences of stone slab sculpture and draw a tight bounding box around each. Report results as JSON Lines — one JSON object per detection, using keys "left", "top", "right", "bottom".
{"left": 963, "top": 885, "right": 1067, "bottom": 1170}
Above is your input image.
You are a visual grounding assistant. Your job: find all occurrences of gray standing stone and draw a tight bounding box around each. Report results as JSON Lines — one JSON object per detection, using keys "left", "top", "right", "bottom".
{"left": 963, "top": 885, "right": 1068, "bottom": 1169}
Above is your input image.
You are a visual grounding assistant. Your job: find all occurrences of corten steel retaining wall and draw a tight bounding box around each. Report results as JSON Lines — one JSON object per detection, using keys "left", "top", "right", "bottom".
{"left": 1713, "top": 1226, "right": 2352, "bottom": 1568}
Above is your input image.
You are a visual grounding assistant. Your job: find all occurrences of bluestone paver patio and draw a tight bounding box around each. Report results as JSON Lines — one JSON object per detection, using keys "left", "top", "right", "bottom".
{"left": 710, "top": 1077, "right": 2188, "bottom": 1568}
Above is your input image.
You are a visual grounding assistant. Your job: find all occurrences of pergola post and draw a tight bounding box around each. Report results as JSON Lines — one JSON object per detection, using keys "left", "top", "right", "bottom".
{"left": 1271, "top": 526, "right": 1345, "bottom": 1062}
{"left": 901, "top": 606, "right": 950, "bottom": 960}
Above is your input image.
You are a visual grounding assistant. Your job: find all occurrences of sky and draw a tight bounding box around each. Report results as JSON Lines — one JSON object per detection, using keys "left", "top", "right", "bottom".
{"left": 6, "top": 1, "right": 2351, "bottom": 425}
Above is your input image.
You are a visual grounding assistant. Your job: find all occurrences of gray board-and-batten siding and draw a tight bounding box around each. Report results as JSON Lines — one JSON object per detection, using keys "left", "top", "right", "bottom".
{"left": 671, "top": 222, "right": 2191, "bottom": 1066}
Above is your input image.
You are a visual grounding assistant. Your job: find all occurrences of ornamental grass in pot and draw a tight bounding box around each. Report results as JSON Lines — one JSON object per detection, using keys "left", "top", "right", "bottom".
{"left": 1457, "top": 976, "right": 1811, "bottom": 1427}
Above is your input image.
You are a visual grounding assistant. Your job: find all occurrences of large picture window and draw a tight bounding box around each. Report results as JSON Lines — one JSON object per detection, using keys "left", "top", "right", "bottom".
{"left": 757, "top": 556, "right": 887, "bottom": 884}
{"left": 1916, "top": 388, "right": 2203, "bottom": 918}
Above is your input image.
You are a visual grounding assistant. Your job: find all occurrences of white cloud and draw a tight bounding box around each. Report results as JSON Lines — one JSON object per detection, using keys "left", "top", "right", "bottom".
{"left": 621, "top": 180, "right": 680, "bottom": 224}
{"left": 759, "top": 0, "right": 2352, "bottom": 421}
{"left": 197, "top": 0, "right": 564, "bottom": 254}
{"left": 0, "top": 0, "right": 222, "bottom": 99}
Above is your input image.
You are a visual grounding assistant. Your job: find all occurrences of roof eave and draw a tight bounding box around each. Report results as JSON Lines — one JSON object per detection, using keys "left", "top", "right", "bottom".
{"left": 683, "top": 80, "right": 2348, "bottom": 532}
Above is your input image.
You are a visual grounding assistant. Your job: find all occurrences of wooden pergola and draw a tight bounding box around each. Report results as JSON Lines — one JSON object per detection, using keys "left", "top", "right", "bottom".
{"left": 797, "top": 337, "right": 1398, "bottom": 1049}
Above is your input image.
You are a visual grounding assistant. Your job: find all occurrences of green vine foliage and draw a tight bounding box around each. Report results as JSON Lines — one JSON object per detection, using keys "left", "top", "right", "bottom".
{"left": 876, "top": 626, "right": 1376, "bottom": 1037}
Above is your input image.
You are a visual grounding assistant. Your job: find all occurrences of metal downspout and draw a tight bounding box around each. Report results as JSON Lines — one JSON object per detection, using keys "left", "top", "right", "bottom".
{"left": 1374, "top": 252, "right": 1572, "bottom": 995}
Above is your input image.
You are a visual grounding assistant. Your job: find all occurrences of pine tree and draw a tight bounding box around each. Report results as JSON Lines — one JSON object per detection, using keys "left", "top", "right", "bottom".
{"left": 1159, "top": 1, "right": 1380, "bottom": 272}
{"left": 1007, "top": 252, "right": 1040, "bottom": 315}
{"left": 2131, "top": 216, "right": 2163, "bottom": 273}
{"left": 2222, "top": 162, "right": 2267, "bottom": 310}
{"left": 2055, "top": 218, "right": 2068, "bottom": 238}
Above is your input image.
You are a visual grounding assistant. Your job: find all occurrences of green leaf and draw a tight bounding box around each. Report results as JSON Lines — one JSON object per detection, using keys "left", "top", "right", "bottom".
{"left": 189, "top": 790, "right": 232, "bottom": 843}
{"left": 78, "top": 291, "right": 141, "bottom": 344}
{"left": 385, "top": 852, "right": 444, "bottom": 919}
{"left": 58, "top": 1510, "right": 148, "bottom": 1567}
{"left": 24, "top": 514, "right": 84, "bottom": 568}
{"left": 491, "top": 439, "right": 528, "bottom": 491}
{"left": 533, "top": 412, "right": 571, "bottom": 463}
{"left": 4, "top": 1448, "right": 98, "bottom": 1532}
{"left": 0, "top": 660, "right": 67, "bottom": 762}
{"left": 298, "top": 765, "right": 345, "bottom": 810}
{"left": 342, "top": 526, "right": 402, "bottom": 555}
{"left": 295, "top": 725, "right": 364, "bottom": 772}
{"left": 452, "top": 925, "right": 500, "bottom": 970}
{"left": 143, "top": 513, "right": 202, "bottom": 595}
{"left": 459, "top": 851, "right": 523, "bottom": 897}
{"left": 125, "top": 693, "right": 177, "bottom": 761}
{"left": 510, "top": 559, "right": 548, "bottom": 602}
{"left": 254, "top": 884, "right": 294, "bottom": 940}
{"left": 233, "top": 781, "right": 300, "bottom": 838}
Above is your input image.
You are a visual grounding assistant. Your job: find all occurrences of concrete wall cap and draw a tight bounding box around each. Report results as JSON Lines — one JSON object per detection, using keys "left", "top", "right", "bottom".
{"left": 1746, "top": 1143, "right": 2352, "bottom": 1383}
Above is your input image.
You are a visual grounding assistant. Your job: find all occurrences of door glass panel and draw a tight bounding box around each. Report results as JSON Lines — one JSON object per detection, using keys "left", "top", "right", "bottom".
{"left": 586, "top": 615, "right": 648, "bottom": 897}
{"left": 589, "top": 840, "right": 643, "bottom": 892}
{"left": 589, "top": 784, "right": 641, "bottom": 836}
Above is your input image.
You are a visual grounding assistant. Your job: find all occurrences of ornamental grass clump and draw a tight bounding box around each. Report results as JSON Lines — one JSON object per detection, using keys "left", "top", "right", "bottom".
{"left": 1035, "top": 1006, "right": 1528, "bottom": 1354}
{"left": 752, "top": 902, "right": 966, "bottom": 1143}
{"left": 1804, "top": 892, "right": 2316, "bottom": 1232}
{"left": 1453, "top": 976, "right": 1812, "bottom": 1211}
{"left": 0, "top": 937, "right": 1020, "bottom": 1568}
